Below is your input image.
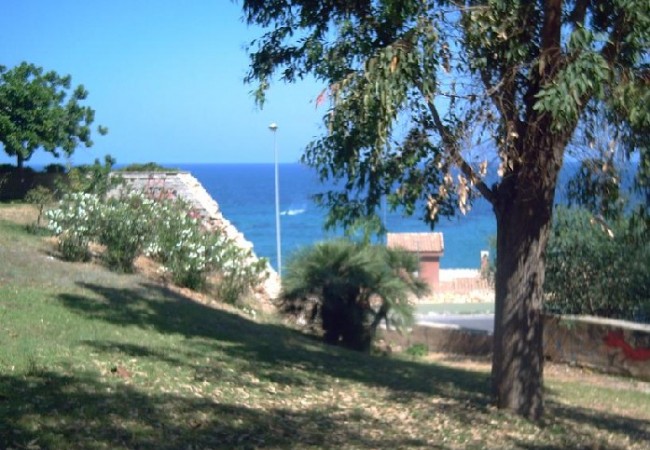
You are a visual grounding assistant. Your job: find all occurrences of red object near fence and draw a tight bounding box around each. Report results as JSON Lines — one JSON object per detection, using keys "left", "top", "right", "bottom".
{"left": 604, "top": 330, "right": 650, "bottom": 361}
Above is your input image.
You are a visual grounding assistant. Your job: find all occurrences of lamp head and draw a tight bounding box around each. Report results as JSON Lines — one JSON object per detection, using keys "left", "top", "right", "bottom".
{"left": 268, "top": 122, "right": 278, "bottom": 131}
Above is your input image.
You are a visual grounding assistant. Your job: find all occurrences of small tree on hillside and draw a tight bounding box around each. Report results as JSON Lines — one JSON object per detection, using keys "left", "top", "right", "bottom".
{"left": 242, "top": 0, "right": 649, "bottom": 419}
{"left": 0, "top": 62, "right": 107, "bottom": 169}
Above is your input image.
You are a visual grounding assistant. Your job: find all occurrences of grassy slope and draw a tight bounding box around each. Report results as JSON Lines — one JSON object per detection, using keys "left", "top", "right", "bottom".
{"left": 0, "top": 210, "right": 649, "bottom": 449}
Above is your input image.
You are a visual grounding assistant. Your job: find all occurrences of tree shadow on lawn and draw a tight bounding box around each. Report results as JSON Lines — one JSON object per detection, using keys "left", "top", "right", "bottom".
{"left": 543, "top": 399, "right": 649, "bottom": 447}
{"left": 0, "top": 370, "right": 437, "bottom": 450}
{"left": 507, "top": 410, "right": 649, "bottom": 450}
{"left": 50, "top": 281, "right": 650, "bottom": 447}
{"left": 57, "top": 281, "right": 491, "bottom": 405}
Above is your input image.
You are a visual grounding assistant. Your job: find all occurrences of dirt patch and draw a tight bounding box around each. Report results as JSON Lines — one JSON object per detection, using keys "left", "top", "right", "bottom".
{"left": 0, "top": 204, "right": 39, "bottom": 225}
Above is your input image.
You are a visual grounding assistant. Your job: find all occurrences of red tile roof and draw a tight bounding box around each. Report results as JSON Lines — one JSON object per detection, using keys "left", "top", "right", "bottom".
{"left": 386, "top": 232, "right": 444, "bottom": 255}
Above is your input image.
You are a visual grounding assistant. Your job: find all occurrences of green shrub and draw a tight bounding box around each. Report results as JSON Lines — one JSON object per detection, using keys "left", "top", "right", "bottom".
{"left": 137, "top": 196, "right": 267, "bottom": 296}
{"left": 163, "top": 226, "right": 221, "bottom": 291}
{"left": 25, "top": 185, "right": 55, "bottom": 229}
{"left": 405, "top": 343, "right": 429, "bottom": 358}
{"left": 43, "top": 163, "right": 67, "bottom": 174}
{"left": 118, "top": 162, "right": 178, "bottom": 172}
{"left": 46, "top": 192, "right": 102, "bottom": 261}
{"left": 0, "top": 164, "right": 35, "bottom": 174}
{"left": 46, "top": 185, "right": 268, "bottom": 302}
{"left": 97, "top": 196, "right": 154, "bottom": 273}
{"left": 58, "top": 233, "right": 92, "bottom": 262}
{"left": 544, "top": 207, "right": 650, "bottom": 322}
{"left": 57, "top": 155, "right": 122, "bottom": 198}
{"left": 142, "top": 199, "right": 221, "bottom": 290}
{"left": 214, "top": 250, "right": 269, "bottom": 305}
{"left": 281, "top": 239, "right": 428, "bottom": 352}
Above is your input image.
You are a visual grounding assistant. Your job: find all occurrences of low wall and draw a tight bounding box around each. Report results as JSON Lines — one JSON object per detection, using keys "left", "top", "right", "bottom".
{"left": 381, "top": 315, "right": 650, "bottom": 380}
{"left": 544, "top": 315, "right": 650, "bottom": 380}
{"left": 381, "top": 325, "right": 492, "bottom": 355}
{"left": 429, "top": 269, "right": 493, "bottom": 303}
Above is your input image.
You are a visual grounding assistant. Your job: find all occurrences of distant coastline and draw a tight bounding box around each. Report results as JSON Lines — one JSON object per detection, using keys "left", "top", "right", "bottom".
{"left": 174, "top": 163, "right": 496, "bottom": 271}
{"left": 26, "top": 160, "right": 640, "bottom": 272}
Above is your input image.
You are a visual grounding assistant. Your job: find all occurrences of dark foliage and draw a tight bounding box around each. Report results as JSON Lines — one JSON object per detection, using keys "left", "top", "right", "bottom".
{"left": 545, "top": 207, "right": 650, "bottom": 322}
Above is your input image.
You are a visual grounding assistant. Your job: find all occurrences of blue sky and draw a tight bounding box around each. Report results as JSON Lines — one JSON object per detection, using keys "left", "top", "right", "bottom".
{"left": 0, "top": 0, "right": 324, "bottom": 165}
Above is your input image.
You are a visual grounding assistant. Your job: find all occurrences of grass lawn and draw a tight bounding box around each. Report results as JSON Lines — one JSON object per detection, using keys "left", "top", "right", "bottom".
{"left": 1, "top": 206, "right": 649, "bottom": 449}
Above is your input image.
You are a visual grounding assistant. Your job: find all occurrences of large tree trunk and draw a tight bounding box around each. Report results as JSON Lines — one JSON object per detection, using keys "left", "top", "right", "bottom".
{"left": 16, "top": 153, "right": 25, "bottom": 171}
{"left": 491, "top": 168, "right": 557, "bottom": 421}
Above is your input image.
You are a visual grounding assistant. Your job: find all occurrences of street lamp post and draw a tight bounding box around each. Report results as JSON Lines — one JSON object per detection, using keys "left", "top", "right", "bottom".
{"left": 269, "top": 122, "right": 281, "bottom": 278}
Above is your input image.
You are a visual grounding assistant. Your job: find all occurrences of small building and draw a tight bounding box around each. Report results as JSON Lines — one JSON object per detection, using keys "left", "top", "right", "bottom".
{"left": 386, "top": 232, "right": 444, "bottom": 289}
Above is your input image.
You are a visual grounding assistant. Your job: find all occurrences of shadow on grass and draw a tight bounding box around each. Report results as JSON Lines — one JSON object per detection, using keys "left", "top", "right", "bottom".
{"left": 20, "top": 280, "right": 645, "bottom": 448}
{"left": 543, "top": 399, "right": 649, "bottom": 446}
{"left": 0, "top": 370, "right": 438, "bottom": 450}
{"left": 57, "top": 281, "right": 491, "bottom": 404}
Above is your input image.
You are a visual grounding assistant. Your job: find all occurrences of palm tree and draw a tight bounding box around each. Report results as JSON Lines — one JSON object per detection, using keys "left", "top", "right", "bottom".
{"left": 280, "top": 239, "right": 428, "bottom": 351}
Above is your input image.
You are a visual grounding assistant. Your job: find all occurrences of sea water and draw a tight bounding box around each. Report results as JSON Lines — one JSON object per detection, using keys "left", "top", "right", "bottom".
{"left": 177, "top": 163, "right": 496, "bottom": 271}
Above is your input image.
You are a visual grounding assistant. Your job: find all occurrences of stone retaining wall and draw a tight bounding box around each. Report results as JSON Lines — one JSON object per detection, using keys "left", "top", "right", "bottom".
{"left": 381, "top": 315, "right": 650, "bottom": 380}
{"left": 544, "top": 315, "right": 650, "bottom": 380}
{"left": 380, "top": 325, "right": 493, "bottom": 356}
{"left": 438, "top": 278, "right": 491, "bottom": 295}
{"left": 113, "top": 171, "right": 280, "bottom": 299}
{"left": 430, "top": 269, "right": 493, "bottom": 302}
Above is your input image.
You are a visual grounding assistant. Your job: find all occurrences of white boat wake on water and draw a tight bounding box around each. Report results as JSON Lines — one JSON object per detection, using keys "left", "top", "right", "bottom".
{"left": 280, "top": 208, "right": 306, "bottom": 216}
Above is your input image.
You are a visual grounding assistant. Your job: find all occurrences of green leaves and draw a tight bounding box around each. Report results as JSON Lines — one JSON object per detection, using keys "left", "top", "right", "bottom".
{"left": 533, "top": 28, "right": 611, "bottom": 130}
{"left": 545, "top": 207, "right": 650, "bottom": 320}
{"left": 280, "top": 239, "right": 428, "bottom": 351}
{"left": 242, "top": 2, "right": 486, "bottom": 229}
{"left": 0, "top": 62, "right": 105, "bottom": 167}
{"left": 243, "top": 0, "right": 649, "bottom": 273}
{"left": 46, "top": 178, "right": 267, "bottom": 298}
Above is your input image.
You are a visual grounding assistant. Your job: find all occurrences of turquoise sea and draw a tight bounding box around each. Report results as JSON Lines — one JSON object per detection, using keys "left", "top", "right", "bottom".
{"left": 176, "top": 163, "right": 496, "bottom": 271}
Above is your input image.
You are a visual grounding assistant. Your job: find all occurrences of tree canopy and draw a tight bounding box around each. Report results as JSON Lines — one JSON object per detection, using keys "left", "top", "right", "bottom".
{"left": 0, "top": 62, "right": 107, "bottom": 168}
{"left": 244, "top": 1, "right": 647, "bottom": 224}
{"left": 243, "top": 0, "right": 649, "bottom": 420}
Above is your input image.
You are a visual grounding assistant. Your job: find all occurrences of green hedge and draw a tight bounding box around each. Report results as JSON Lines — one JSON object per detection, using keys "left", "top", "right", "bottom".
{"left": 544, "top": 207, "right": 650, "bottom": 322}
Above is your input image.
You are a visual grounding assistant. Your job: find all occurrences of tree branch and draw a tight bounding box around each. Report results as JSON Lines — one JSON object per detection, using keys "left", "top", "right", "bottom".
{"left": 568, "top": 0, "right": 589, "bottom": 26}
{"left": 601, "top": 13, "right": 628, "bottom": 65}
{"left": 541, "top": 0, "right": 562, "bottom": 57}
{"left": 521, "top": 0, "right": 565, "bottom": 153}
{"left": 477, "top": 66, "right": 522, "bottom": 155}
{"left": 416, "top": 82, "right": 496, "bottom": 205}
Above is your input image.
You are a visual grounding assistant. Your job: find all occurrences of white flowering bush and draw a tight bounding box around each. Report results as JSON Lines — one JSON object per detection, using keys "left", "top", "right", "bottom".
{"left": 96, "top": 193, "right": 157, "bottom": 273}
{"left": 160, "top": 218, "right": 224, "bottom": 288}
{"left": 46, "top": 188, "right": 267, "bottom": 300}
{"left": 139, "top": 198, "right": 215, "bottom": 289}
{"left": 46, "top": 192, "right": 102, "bottom": 261}
{"left": 214, "top": 247, "right": 269, "bottom": 304}
{"left": 143, "top": 197, "right": 267, "bottom": 295}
